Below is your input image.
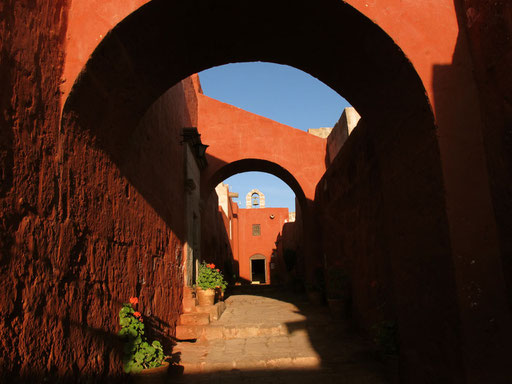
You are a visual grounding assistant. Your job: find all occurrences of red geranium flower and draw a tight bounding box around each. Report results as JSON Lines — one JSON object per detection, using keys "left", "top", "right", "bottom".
{"left": 210, "top": 263, "right": 215, "bottom": 269}
{"left": 216, "top": 269, "right": 220, "bottom": 272}
{"left": 133, "top": 311, "right": 142, "bottom": 318}
{"left": 129, "top": 297, "right": 138, "bottom": 305}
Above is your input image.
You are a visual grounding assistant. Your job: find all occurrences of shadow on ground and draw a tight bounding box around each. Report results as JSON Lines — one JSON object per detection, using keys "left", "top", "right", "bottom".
{"left": 2, "top": 286, "right": 397, "bottom": 383}
{"left": 171, "top": 285, "right": 399, "bottom": 384}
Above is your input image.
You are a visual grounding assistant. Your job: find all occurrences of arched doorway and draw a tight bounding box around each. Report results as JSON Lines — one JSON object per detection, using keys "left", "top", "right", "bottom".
{"left": 249, "top": 254, "right": 267, "bottom": 284}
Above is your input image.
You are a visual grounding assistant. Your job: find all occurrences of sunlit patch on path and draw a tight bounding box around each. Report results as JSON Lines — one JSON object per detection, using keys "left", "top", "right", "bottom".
{"left": 173, "top": 289, "right": 391, "bottom": 383}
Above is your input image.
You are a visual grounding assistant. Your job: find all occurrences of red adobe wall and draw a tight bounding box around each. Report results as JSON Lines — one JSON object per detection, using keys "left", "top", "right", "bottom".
{"left": 0, "top": 0, "right": 198, "bottom": 373}
{"left": 0, "top": 0, "right": 71, "bottom": 378}
{"left": 58, "top": 3, "right": 508, "bottom": 332}
{"left": 237, "top": 207, "right": 290, "bottom": 284}
{"left": 197, "top": 94, "right": 327, "bottom": 202}
{"left": 200, "top": 192, "right": 237, "bottom": 281}
{"left": 2, "top": 0, "right": 512, "bottom": 382}
{"left": 314, "top": 116, "right": 461, "bottom": 381}
{"left": 274, "top": 222, "right": 299, "bottom": 285}
{"left": 461, "top": 0, "right": 512, "bottom": 306}
{"left": 196, "top": 94, "right": 326, "bottom": 288}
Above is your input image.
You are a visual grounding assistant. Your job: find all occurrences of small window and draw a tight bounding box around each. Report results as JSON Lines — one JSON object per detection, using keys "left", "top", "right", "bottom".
{"left": 252, "top": 224, "right": 261, "bottom": 236}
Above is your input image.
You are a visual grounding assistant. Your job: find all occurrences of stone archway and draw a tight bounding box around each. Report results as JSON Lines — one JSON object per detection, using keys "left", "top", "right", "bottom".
{"left": 50, "top": 0, "right": 512, "bottom": 381}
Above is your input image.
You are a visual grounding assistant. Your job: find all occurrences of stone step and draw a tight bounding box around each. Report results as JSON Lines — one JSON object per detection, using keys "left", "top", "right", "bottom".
{"left": 214, "top": 323, "right": 286, "bottom": 340}
{"left": 173, "top": 336, "right": 322, "bottom": 375}
{"left": 176, "top": 301, "right": 228, "bottom": 340}
{"left": 176, "top": 325, "right": 203, "bottom": 340}
{"left": 182, "top": 286, "right": 197, "bottom": 313}
{"left": 176, "top": 323, "right": 286, "bottom": 341}
{"left": 195, "top": 301, "right": 226, "bottom": 321}
{"left": 180, "top": 355, "right": 321, "bottom": 374}
{"left": 179, "top": 312, "right": 210, "bottom": 326}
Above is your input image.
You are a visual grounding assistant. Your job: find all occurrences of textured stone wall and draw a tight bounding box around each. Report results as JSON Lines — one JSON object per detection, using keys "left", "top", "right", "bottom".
{"left": 462, "top": 0, "right": 512, "bottom": 306}
{"left": 315, "top": 117, "right": 464, "bottom": 382}
{"left": 0, "top": 0, "right": 196, "bottom": 377}
{"left": 0, "top": 0, "right": 73, "bottom": 379}
{"left": 200, "top": 192, "right": 234, "bottom": 278}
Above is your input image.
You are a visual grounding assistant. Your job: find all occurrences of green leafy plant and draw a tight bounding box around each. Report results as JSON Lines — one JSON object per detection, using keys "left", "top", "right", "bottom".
{"left": 118, "top": 297, "right": 164, "bottom": 373}
{"left": 372, "top": 320, "right": 399, "bottom": 356}
{"left": 196, "top": 262, "right": 227, "bottom": 291}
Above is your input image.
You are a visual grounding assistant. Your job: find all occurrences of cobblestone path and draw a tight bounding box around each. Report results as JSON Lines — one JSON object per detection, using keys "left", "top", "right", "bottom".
{"left": 171, "top": 290, "right": 393, "bottom": 383}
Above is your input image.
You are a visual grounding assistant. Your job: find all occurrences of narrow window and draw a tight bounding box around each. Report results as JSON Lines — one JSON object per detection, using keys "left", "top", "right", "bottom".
{"left": 252, "top": 224, "right": 261, "bottom": 236}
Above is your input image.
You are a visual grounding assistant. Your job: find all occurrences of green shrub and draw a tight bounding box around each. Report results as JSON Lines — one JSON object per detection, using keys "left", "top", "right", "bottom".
{"left": 118, "top": 298, "right": 164, "bottom": 373}
{"left": 196, "top": 262, "right": 227, "bottom": 291}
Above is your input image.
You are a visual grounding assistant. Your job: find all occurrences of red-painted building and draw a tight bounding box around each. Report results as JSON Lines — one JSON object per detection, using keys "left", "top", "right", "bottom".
{"left": 214, "top": 186, "right": 295, "bottom": 285}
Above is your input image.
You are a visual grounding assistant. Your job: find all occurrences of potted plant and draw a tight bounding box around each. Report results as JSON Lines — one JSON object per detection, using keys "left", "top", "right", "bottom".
{"left": 118, "top": 297, "right": 168, "bottom": 383}
{"left": 196, "top": 262, "right": 227, "bottom": 306}
{"left": 326, "top": 267, "right": 350, "bottom": 319}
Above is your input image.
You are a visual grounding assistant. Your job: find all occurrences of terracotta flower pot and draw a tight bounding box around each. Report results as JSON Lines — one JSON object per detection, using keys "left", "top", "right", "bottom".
{"left": 196, "top": 287, "right": 215, "bottom": 306}
{"left": 132, "top": 361, "right": 169, "bottom": 384}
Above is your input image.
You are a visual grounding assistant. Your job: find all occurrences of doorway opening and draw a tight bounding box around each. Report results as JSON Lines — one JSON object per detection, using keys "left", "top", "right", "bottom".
{"left": 250, "top": 255, "right": 267, "bottom": 284}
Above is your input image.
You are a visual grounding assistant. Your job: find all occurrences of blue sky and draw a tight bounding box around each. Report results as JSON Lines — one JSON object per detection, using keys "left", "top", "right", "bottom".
{"left": 199, "top": 62, "right": 350, "bottom": 211}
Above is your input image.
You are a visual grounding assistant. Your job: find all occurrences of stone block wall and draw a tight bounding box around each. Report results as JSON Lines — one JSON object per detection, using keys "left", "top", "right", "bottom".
{"left": 0, "top": 1, "right": 197, "bottom": 378}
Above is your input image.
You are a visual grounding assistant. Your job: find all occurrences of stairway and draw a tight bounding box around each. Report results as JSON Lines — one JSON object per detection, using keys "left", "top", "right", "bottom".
{"left": 172, "top": 287, "right": 391, "bottom": 383}
{"left": 175, "top": 287, "right": 227, "bottom": 340}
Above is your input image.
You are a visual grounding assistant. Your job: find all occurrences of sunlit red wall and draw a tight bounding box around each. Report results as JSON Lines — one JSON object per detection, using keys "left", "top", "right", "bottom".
{"left": 237, "top": 207, "right": 289, "bottom": 284}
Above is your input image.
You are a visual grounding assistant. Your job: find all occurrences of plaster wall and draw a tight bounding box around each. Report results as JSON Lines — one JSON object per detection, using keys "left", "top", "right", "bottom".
{"left": 315, "top": 118, "right": 462, "bottom": 382}
{"left": 200, "top": 191, "right": 236, "bottom": 280}
{"left": 237, "top": 207, "right": 289, "bottom": 284}
{"left": 0, "top": 1, "right": 197, "bottom": 373}
{"left": 274, "top": 222, "right": 299, "bottom": 285}
{"left": 461, "top": 0, "right": 512, "bottom": 307}
{"left": 184, "top": 144, "right": 201, "bottom": 286}
{"left": 3, "top": 0, "right": 512, "bottom": 381}
{"left": 307, "top": 127, "right": 333, "bottom": 139}
{"left": 198, "top": 94, "right": 327, "bottom": 201}
{"left": 326, "top": 107, "right": 361, "bottom": 165}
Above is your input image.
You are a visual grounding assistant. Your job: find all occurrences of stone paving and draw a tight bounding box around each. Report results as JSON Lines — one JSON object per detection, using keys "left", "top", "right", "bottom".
{"left": 171, "top": 290, "right": 393, "bottom": 383}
